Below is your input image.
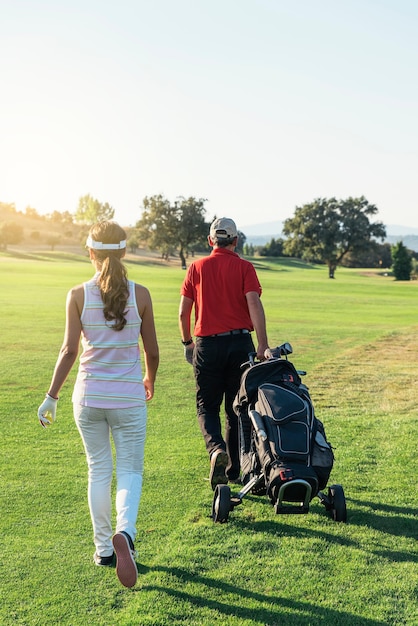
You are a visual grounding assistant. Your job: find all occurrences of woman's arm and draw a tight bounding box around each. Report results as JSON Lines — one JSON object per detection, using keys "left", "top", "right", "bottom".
{"left": 136, "top": 284, "right": 159, "bottom": 400}
{"left": 46, "top": 286, "right": 83, "bottom": 398}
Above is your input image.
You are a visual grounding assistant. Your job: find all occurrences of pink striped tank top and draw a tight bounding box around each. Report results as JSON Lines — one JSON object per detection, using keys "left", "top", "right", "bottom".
{"left": 72, "top": 273, "right": 145, "bottom": 408}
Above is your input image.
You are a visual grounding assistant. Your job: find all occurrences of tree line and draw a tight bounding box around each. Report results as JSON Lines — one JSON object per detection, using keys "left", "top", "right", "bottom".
{"left": 0, "top": 195, "right": 415, "bottom": 280}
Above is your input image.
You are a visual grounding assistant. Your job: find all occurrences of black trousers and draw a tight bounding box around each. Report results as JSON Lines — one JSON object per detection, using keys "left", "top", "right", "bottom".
{"left": 194, "top": 333, "right": 255, "bottom": 479}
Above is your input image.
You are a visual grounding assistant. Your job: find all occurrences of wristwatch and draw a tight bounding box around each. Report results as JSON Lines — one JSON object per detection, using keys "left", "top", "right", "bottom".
{"left": 181, "top": 338, "right": 193, "bottom": 346}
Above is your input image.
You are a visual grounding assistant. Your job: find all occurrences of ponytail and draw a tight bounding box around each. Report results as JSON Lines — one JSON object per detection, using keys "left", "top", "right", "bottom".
{"left": 97, "top": 254, "right": 129, "bottom": 331}
{"left": 87, "top": 221, "right": 129, "bottom": 331}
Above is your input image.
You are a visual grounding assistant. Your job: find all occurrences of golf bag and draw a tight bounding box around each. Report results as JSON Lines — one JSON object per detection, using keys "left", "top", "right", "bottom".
{"left": 234, "top": 349, "right": 334, "bottom": 512}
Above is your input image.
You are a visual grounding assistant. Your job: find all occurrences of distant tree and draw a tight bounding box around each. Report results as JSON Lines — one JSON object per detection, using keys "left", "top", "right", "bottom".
{"left": 0, "top": 221, "right": 24, "bottom": 249}
{"left": 48, "top": 211, "right": 66, "bottom": 223}
{"left": 377, "top": 243, "right": 393, "bottom": 269}
{"left": 0, "top": 202, "right": 16, "bottom": 214}
{"left": 235, "top": 230, "right": 246, "bottom": 255}
{"left": 46, "top": 210, "right": 74, "bottom": 225}
{"left": 75, "top": 194, "right": 115, "bottom": 224}
{"left": 411, "top": 258, "right": 417, "bottom": 280}
{"left": 25, "top": 206, "right": 41, "bottom": 219}
{"left": 282, "top": 196, "right": 386, "bottom": 278}
{"left": 127, "top": 235, "right": 140, "bottom": 254}
{"left": 45, "top": 234, "right": 61, "bottom": 251}
{"left": 342, "top": 242, "right": 392, "bottom": 269}
{"left": 244, "top": 243, "right": 255, "bottom": 256}
{"left": 391, "top": 241, "right": 412, "bottom": 280}
{"left": 136, "top": 195, "right": 208, "bottom": 267}
{"left": 259, "top": 237, "right": 285, "bottom": 257}
{"left": 60, "top": 211, "right": 75, "bottom": 226}
{"left": 173, "top": 197, "right": 208, "bottom": 268}
{"left": 136, "top": 194, "right": 176, "bottom": 252}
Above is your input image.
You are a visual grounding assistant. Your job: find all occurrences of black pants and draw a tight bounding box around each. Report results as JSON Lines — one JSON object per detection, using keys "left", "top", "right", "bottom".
{"left": 194, "top": 333, "right": 255, "bottom": 479}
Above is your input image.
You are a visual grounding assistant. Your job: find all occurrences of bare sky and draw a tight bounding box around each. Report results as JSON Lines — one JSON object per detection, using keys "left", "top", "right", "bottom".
{"left": 1, "top": 0, "right": 417, "bottom": 229}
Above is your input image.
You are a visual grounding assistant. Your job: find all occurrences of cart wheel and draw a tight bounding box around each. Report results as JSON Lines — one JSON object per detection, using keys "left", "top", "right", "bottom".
{"left": 212, "top": 484, "right": 231, "bottom": 523}
{"left": 328, "top": 484, "right": 347, "bottom": 522}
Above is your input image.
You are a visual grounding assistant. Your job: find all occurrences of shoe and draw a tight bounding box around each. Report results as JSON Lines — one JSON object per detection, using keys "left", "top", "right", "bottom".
{"left": 112, "top": 531, "right": 138, "bottom": 588}
{"left": 209, "top": 449, "right": 228, "bottom": 490}
{"left": 93, "top": 552, "right": 115, "bottom": 567}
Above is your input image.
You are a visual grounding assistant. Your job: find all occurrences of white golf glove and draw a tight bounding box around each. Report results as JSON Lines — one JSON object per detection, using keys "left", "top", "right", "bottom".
{"left": 38, "top": 394, "right": 58, "bottom": 428}
{"left": 184, "top": 342, "right": 195, "bottom": 365}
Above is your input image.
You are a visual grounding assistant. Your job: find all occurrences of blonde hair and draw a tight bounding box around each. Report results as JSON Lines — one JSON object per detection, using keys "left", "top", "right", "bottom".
{"left": 87, "top": 221, "right": 129, "bottom": 331}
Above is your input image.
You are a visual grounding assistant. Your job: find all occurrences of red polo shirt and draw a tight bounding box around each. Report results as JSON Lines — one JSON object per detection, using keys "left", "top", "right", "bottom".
{"left": 181, "top": 247, "right": 262, "bottom": 337}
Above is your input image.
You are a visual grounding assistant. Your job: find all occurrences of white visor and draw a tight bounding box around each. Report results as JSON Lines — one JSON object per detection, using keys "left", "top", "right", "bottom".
{"left": 86, "top": 236, "right": 126, "bottom": 250}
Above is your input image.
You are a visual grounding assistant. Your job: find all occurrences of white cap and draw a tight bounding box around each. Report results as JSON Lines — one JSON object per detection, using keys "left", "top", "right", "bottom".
{"left": 209, "top": 217, "right": 238, "bottom": 241}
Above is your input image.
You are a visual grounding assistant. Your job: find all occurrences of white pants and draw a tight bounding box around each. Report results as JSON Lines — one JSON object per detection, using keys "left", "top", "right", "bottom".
{"left": 74, "top": 403, "right": 147, "bottom": 557}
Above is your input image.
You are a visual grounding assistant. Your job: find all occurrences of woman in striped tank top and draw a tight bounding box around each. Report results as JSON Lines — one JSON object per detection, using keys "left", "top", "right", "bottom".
{"left": 38, "top": 221, "right": 159, "bottom": 588}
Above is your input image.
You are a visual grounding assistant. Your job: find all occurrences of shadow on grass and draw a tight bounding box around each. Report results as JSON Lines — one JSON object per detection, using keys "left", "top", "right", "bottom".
{"left": 132, "top": 564, "right": 387, "bottom": 625}
{"left": 344, "top": 498, "right": 418, "bottom": 545}
{"left": 222, "top": 494, "right": 417, "bottom": 564}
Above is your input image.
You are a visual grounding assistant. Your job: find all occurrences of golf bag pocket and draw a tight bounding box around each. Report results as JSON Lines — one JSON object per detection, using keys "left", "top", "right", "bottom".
{"left": 267, "top": 462, "right": 319, "bottom": 504}
{"left": 255, "top": 383, "right": 307, "bottom": 424}
{"left": 255, "top": 383, "right": 311, "bottom": 463}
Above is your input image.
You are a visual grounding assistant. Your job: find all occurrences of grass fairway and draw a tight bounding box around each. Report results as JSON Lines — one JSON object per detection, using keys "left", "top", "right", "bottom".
{"left": 0, "top": 252, "right": 417, "bottom": 626}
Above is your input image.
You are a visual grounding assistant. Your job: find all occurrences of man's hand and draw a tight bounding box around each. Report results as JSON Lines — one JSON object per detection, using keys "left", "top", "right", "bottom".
{"left": 184, "top": 342, "right": 195, "bottom": 365}
{"left": 256, "top": 343, "right": 269, "bottom": 361}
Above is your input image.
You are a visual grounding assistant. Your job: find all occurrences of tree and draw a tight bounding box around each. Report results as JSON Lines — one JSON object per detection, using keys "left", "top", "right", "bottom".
{"left": 136, "top": 195, "right": 176, "bottom": 259}
{"left": 25, "top": 206, "right": 41, "bottom": 219}
{"left": 173, "top": 197, "right": 208, "bottom": 268}
{"left": 341, "top": 242, "right": 392, "bottom": 269}
{"left": 45, "top": 234, "right": 61, "bottom": 251}
{"left": 259, "top": 237, "right": 285, "bottom": 257}
{"left": 0, "top": 202, "right": 16, "bottom": 215}
{"left": 282, "top": 196, "right": 386, "bottom": 278}
{"left": 236, "top": 230, "right": 246, "bottom": 255}
{"left": 0, "top": 221, "right": 24, "bottom": 249}
{"left": 126, "top": 228, "right": 141, "bottom": 254}
{"left": 75, "top": 194, "right": 115, "bottom": 224}
{"left": 136, "top": 195, "right": 208, "bottom": 267}
{"left": 391, "top": 241, "right": 412, "bottom": 280}
{"left": 47, "top": 210, "right": 74, "bottom": 226}
{"left": 243, "top": 243, "right": 255, "bottom": 256}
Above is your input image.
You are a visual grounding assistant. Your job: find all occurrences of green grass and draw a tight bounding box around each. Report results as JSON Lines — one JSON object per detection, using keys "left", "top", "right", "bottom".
{"left": 0, "top": 252, "right": 417, "bottom": 625}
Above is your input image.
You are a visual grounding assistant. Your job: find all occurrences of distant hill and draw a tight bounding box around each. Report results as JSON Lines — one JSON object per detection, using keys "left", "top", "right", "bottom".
{"left": 240, "top": 220, "right": 284, "bottom": 236}
{"left": 240, "top": 221, "right": 284, "bottom": 247}
{"left": 241, "top": 220, "right": 418, "bottom": 251}
{"left": 385, "top": 235, "right": 418, "bottom": 252}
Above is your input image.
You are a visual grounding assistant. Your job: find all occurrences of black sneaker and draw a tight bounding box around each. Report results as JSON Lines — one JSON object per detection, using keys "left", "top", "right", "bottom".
{"left": 209, "top": 449, "right": 228, "bottom": 490}
{"left": 93, "top": 552, "right": 115, "bottom": 567}
{"left": 112, "top": 531, "right": 138, "bottom": 588}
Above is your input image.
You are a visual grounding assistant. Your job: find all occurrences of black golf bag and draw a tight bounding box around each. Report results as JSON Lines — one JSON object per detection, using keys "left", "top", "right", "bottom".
{"left": 212, "top": 344, "right": 346, "bottom": 523}
{"left": 234, "top": 350, "right": 334, "bottom": 513}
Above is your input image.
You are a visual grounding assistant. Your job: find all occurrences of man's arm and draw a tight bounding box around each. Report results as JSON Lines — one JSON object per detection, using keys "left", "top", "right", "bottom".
{"left": 246, "top": 291, "right": 269, "bottom": 360}
{"left": 179, "top": 295, "right": 195, "bottom": 364}
{"left": 179, "top": 295, "right": 194, "bottom": 342}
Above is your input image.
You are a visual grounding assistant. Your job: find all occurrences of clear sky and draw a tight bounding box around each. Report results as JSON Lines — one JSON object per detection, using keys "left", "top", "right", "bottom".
{"left": 1, "top": 0, "right": 417, "bottom": 229}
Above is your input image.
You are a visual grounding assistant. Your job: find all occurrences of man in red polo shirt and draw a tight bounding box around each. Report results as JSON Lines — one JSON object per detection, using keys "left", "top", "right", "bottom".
{"left": 179, "top": 217, "right": 269, "bottom": 489}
